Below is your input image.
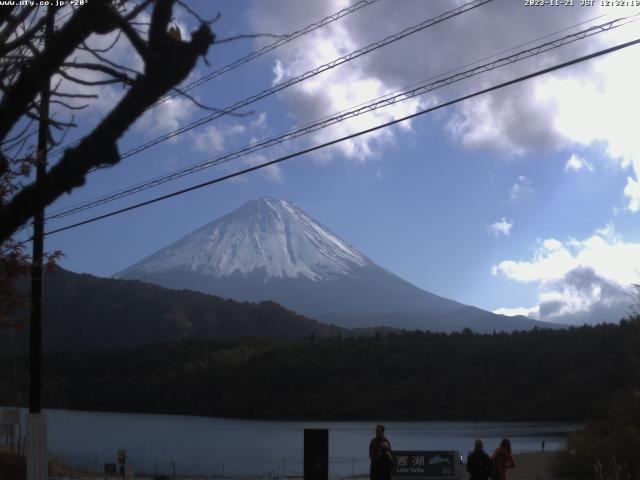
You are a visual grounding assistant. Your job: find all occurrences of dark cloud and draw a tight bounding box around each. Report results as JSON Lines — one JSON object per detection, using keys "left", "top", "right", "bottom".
{"left": 538, "top": 266, "right": 630, "bottom": 325}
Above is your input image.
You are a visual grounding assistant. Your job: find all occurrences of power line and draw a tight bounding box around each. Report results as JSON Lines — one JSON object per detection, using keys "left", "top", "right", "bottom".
{"left": 45, "top": 9, "right": 620, "bottom": 219}
{"left": 39, "top": 36, "right": 640, "bottom": 239}
{"left": 48, "top": 0, "right": 381, "bottom": 158}
{"left": 45, "top": 13, "right": 638, "bottom": 222}
{"left": 154, "top": 0, "right": 381, "bottom": 106}
{"left": 49, "top": 0, "right": 494, "bottom": 163}
{"left": 45, "top": 0, "right": 496, "bottom": 218}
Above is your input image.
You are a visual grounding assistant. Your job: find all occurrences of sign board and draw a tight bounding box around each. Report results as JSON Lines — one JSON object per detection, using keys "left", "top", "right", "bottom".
{"left": 393, "top": 451, "right": 456, "bottom": 478}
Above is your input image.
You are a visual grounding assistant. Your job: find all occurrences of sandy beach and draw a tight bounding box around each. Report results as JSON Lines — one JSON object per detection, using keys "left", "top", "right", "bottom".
{"left": 502, "top": 452, "right": 555, "bottom": 480}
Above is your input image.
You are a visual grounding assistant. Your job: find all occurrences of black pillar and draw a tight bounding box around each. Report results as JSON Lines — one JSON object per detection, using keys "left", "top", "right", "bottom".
{"left": 304, "top": 429, "right": 328, "bottom": 480}
{"left": 29, "top": 7, "right": 53, "bottom": 415}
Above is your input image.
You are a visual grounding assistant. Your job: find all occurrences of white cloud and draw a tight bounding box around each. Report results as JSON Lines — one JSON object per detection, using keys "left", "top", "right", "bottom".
{"left": 493, "top": 306, "right": 540, "bottom": 318}
{"left": 248, "top": 1, "right": 640, "bottom": 201}
{"left": 192, "top": 125, "right": 226, "bottom": 153}
{"left": 135, "top": 96, "right": 195, "bottom": 137}
{"left": 493, "top": 226, "right": 640, "bottom": 285}
{"left": 53, "top": 9, "right": 150, "bottom": 120}
{"left": 191, "top": 123, "right": 248, "bottom": 153}
{"left": 488, "top": 218, "right": 513, "bottom": 237}
{"left": 624, "top": 176, "right": 640, "bottom": 213}
{"left": 51, "top": 7, "right": 211, "bottom": 145}
{"left": 492, "top": 225, "right": 639, "bottom": 324}
{"left": 250, "top": 112, "right": 268, "bottom": 130}
{"left": 565, "top": 153, "right": 593, "bottom": 172}
{"left": 241, "top": 153, "right": 284, "bottom": 183}
{"left": 248, "top": 0, "right": 430, "bottom": 162}
{"left": 447, "top": 13, "right": 640, "bottom": 209}
{"left": 510, "top": 176, "right": 533, "bottom": 202}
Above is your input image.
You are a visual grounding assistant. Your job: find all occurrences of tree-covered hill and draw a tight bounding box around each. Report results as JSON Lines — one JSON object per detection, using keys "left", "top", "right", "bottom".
{"left": 2, "top": 318, "right": 639, "bottom": 421}
{"left": 0, "top": 268, "right": 345, "bottom": 353}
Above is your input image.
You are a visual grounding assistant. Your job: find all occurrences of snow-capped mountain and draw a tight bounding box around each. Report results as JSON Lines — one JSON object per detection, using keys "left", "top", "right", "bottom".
{"left": 117, "top": 197, "right": 369, "bottom": 282}
{"left": 115, "top": 198, "right": 553, "bottom": 332}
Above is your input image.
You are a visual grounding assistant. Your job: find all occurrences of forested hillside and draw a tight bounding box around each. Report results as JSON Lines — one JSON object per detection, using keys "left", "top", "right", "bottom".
{"left": 0, "top": 268, "right": 344, "bottom": 353}
{"left": 2, "top": 319, "right": 639, "bottom": 420}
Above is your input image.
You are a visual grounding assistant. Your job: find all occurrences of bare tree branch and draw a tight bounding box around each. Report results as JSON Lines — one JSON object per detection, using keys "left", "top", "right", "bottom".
{"left": 51, "top": 91, "right": 99, "bottom": 99}
{"left": 0, "top": 119, "right": 36, "bottom": 147}
{"left": 78, "top": 29, "right": 123, "bottom": 54}
{"left": 0, "top": 6, "right": 16, "bottom": 29}
{"left": 0, "top": 14, "right": 49, "bottom": 57}
{"left": 176, "top": 0, "right": 221, "bottom": 25}
{"left": 109, "top": 12, "right": 154, "bottom": 64}
{"left": 0, "top": 7, "right": 34, "bottom": 45}
{"left": 50, "top": 100, "right": 89, "bottom": 111}
{"left": 80, "top": 41, "right": 143, "bottom": 76}
{"left": 123, "top": 0, "right": 155, "bottom": 21}
{"left": 215, "top": 32, "right": 289, "bottom": 44}
{"left": 0, "top": 0, "right": 215, "bottom": 243}
{"left": 57, "top": 69, "right": 127, "bottom": 87}
{"left": 62, "top": 62, "right": 135, "bottom": 84}
{"left": 170, "top": 86, "right": 254, "bottom": 116}
{"left": 0, "top": 1, "right": 123, "bottom": 142}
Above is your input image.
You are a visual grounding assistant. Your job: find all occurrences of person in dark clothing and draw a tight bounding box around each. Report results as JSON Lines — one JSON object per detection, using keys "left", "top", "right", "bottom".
{"left": 467, "top": 439, "right": 492, "bottom": 480}
{"left": 372, "top": 441, "right": 395, "bottom": 480}
{"left": 369, "top": 425, "right": 391, "bottom": 480}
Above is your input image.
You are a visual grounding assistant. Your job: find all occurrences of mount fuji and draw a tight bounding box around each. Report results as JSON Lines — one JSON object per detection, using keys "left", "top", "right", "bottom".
{"left": 115, "top": 198, "right": 550, "bottom": 332}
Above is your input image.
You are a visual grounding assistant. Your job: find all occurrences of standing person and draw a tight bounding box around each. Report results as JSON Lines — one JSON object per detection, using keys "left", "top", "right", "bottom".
{"left": 491, "top": 439, "right": 516, "bottom": 480}
{"left": 369, "top": 425, "right": 391, "bottom": 480}
{"left": 467, "top": 439, "right": 491, "bottom": 480}
{"left": 373, "top": 442, "right": 395, "bottom": 480}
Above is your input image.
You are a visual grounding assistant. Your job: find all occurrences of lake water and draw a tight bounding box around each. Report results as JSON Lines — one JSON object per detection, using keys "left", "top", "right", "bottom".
{"left": 2, "top": 408, "right": 580, "bottom": 477}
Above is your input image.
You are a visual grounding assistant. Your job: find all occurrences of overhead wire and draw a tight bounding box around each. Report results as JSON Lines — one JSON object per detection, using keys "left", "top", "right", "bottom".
{"left": 47, "top": 0, "right": 382, "bottom": 158}
{"left": 48, "top": 0, "right": 494, "bottom": 163}
{"left": 154, "top": 0, "right": 382, "bottom": 106}
{"left": 44, "top": 13, "right": 640, "bottom": 222}
{"left": 36, "top": 36, "right": 640, "bottom": 239}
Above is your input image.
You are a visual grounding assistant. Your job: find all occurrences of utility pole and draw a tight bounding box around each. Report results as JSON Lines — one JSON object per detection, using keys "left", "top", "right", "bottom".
{"left": 27, "top": 7, "right": 54, "bottom": 480}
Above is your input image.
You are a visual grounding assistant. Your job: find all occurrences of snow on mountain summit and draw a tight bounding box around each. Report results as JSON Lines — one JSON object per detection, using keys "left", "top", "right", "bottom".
{"left": 116, "top": 198, "right": 370, "bottom": 281}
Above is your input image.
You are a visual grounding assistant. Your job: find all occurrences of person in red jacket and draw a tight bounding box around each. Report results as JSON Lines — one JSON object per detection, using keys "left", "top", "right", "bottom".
{"left": 369, "top": 425, "right": 391, "bottom": 480}
{"left": 491, "top": 439, "right": 516, "bottom": 480}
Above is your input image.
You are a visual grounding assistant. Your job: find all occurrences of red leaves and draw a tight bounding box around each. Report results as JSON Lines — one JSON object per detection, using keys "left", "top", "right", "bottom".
{"left": 0, "top": 242, "right": 64, "bottom": 330}
{"left": 44, "top": 250, "right": 64, "bottom": 274}
{"left": 0, "top": 239, "right": 30, "bottom": 330}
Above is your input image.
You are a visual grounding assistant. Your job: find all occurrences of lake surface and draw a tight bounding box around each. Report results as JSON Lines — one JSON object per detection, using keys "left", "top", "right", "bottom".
{"left": 2, "top": 408, "right": 580, "bottom": 477}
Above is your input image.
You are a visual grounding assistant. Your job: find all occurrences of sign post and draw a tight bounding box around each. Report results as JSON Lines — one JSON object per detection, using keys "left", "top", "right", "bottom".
{"left": 392, "top": 451, "right": 459, "bottom": 479}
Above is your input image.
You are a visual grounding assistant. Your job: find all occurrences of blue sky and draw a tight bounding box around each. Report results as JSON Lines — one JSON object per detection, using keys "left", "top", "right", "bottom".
{"left": 23, "top": 0, "right": 640, "bottom": 324}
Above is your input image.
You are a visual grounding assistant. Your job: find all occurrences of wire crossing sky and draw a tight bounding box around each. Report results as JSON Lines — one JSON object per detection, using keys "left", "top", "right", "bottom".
{"left": 48, "top": 0, "right": 382, "bottom": 158}
{"left": 39, "top": 36, "right": 640, "bottom": 239}
{"left": 48, "top": 0, "right": 493, "bottom": 169}
{"left": 44, "top": 13, "right": 640, "bottom": 222}
{"left": 21, "top": 0, "right": 640, "bottom": 327}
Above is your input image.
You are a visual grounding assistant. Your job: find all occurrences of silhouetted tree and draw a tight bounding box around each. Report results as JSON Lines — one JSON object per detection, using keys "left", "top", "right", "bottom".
{"left": 0, "top": 0, "right": 216, "bottom": 325}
